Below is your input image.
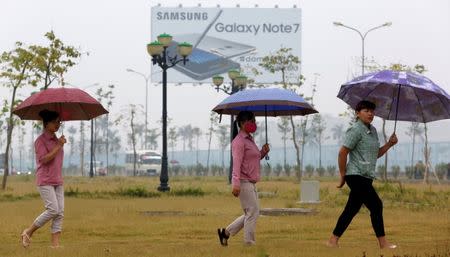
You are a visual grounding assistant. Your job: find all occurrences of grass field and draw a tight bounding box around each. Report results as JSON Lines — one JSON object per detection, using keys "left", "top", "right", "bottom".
{"left": 0, "top": 176, "right": 449, "bottom": 257}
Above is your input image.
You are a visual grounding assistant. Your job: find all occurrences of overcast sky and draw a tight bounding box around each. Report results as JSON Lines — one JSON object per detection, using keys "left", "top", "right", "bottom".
{"left": 1, "top": 0, "right": 449, "bottom": 141}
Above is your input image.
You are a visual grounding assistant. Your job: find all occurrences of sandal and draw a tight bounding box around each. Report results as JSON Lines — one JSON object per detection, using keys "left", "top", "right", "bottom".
{"left": 20, "top": 230, "right": 31, "bottom": 248}
{"left": 217, "top": 228, "right": 229, "bottom": 246}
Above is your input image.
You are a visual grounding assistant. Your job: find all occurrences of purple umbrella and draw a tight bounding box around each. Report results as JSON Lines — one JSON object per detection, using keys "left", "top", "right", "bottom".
{"left": 213, "top": 87, "right": 317, "bottom": 160}
{"left": 337, "top": 70, "right": 450, "bottom": 131}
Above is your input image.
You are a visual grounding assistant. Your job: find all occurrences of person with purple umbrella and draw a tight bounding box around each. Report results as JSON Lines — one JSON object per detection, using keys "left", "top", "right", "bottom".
{"left": 21, "top": 110, "right": 66, "bottom": 248}
{"left": 327, "top": 100, "right": 398, "bottom": 249}
{"left": 217, "top": 111, "right": 270, "bottom": 246}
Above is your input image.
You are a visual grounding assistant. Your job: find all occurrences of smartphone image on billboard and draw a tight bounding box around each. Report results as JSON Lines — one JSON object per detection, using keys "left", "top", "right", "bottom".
{"left": 167, "top": 41, "right": 241, "bottom": 81}
{"left": 175, "top": 34, "right": 257, "bottom": 58}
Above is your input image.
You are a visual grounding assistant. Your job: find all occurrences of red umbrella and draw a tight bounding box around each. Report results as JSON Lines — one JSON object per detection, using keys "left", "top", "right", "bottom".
{"left": 13, "top": 87, "right": 108, "bottom": 121}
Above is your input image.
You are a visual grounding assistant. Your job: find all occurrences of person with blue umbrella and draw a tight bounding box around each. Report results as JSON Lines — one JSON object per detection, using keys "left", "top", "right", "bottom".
{"left": 327, "top": 100, "right": 398, "bottom": 249}
{"left": 217, "top": 111, "right": 270, "bottom": 246}
{"left": 213, "top": 87, "right": 317, "bottom": 246}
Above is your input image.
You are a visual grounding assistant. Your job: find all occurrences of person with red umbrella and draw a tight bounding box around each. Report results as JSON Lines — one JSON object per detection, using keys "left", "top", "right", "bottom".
{"left": 14, "top": 87, "right": 108, "bottom": 248}
{"left": 21, "top": 110, "right": 66, "bottom": 248}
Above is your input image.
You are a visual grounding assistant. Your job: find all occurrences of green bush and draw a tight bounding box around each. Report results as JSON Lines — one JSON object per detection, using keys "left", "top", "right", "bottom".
{"left": 116, "top": 187, "right": 161, "bottom": 198}
{"left": 283, "top": 164, "right": 291, "bottom": 177}
{"left": 435, "top": 163, "right": 447, "bottom": 179}
{"left": 263, "top": 163, "right": 271, "bottom": 177}
{"left": 305, "top": 165, "right": 315, "bottom": 177}
{"left": 195, "top": 163, "right": 206, "bottom": 176}
{"left": 391, "top": 165, "right": 401, "bottom": 179}
{"left": 377, "top": 165, "right": 386, "bottom": 179}
{"left": 326, "top": 165, "right": 336, "bottom": 176}
{"left": 169, "top": 165, "right": 181, "bottom": 176}
{"left": 210, "top": 164, "right": 221, "bottom": 176}
{"left": 316, "top": 166, "right": 326, "bottom": 177}
{"left": 405, "top": 166, "right": 414, "bottom": 179}
{"left": 170, "top": 187, "right": 205, "bottom": 197}
{"left": 274, "top": 164, "right": 283, "bottom": 177}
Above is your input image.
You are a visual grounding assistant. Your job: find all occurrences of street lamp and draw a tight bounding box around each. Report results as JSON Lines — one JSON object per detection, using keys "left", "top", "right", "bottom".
{"left": 126, "top": 68, "right": 151, "bottom": 150}
{"left": 147, "top": 33, "right": 192, "bottom": 192}
{"left": 333, "top": 21, "right": 392, "bottom": 75}
{"left": 212, "top": 70, "right": 248, "bottom": 183}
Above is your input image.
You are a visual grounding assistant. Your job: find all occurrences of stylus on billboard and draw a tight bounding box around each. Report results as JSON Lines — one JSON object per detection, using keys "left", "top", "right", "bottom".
{"left": 193, "top": 9, "right": 223, "bottom": 49}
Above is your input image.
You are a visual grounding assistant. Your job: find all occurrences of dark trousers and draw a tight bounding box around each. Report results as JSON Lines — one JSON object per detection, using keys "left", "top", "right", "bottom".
{"left": 332, "top": 175, "right": 385, "bottom": 237}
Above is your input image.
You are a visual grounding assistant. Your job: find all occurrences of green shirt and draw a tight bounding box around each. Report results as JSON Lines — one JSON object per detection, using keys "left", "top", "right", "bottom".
{"left": 343, "top": 119, "right": 380, "bottom": 179}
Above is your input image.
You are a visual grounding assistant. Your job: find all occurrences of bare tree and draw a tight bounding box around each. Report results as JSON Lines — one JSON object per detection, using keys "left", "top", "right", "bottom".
{"left": 405, "top": 122, "right": 424, "bottom": 173}
{"left": 206, "top": 112, "right": 219, "bottom": 173}
{"left": 79, "top": 121, "right": 85, "bottom": 176}
{"left": 277, "top": 117, "right": 291, "bottom": 168}
{"left": 67, "top": 126, "right": 77, "bottom": 165}
{"left": 331, "top": 123, "right": 345, "bottom": 146}
{"left": 192, "top": 127, "right": 202, "bottom": 164}
{"left": 216, "top": 125, "right": 229, "bottom": 175}
{"left": 259, "top": 48, "right": 316, "bottom": 180}
{"left": 168, "top": 127, "right": 178, "bottom": 161}
{"left": 310, "top": 114, "right": 327, "bottom": 169}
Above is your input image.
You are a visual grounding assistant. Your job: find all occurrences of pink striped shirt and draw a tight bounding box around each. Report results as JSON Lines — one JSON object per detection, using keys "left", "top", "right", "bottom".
{"left": 35, "top": 131, "right": 64, "bottom": 186}
{"left": 231, "top": 130, "right": 267, "bottom": 187}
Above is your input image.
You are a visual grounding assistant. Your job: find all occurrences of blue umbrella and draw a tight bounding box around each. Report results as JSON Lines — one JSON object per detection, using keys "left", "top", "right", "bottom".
{"left": 213, "top": 87, "right": 318, "bottom": 145}
{"left": 337, "top": 70, "right": 450, "bottom": 131}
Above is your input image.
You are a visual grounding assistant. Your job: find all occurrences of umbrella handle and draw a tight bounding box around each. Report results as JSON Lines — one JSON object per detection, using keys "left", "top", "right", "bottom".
{"left": 60, "top": 122, "right": 64, "bottom": 136}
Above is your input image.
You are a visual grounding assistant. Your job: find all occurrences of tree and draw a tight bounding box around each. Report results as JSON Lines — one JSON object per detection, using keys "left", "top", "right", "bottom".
{"left": 128, "top": 106, "right": 138, "bottom": 176}
{"left": 118, "top": 104, "right": 142, "bottom": 176}
{"left": 1, "top": 31, "right": 82, "bottom": 187}
{"left": 130, "top": 106, "right": 137, "bottom": 176}
{"left": 145, "top": 128, "right": 160, "bottom": 149}
{"left": 178, "top": 125, "right": 192, "bottom": 153}
{"left": 168, "top": 127, "right": 179, "bottom": 161}
{"left": 17, "top": 125, "right": 26, "bottom": 173}
{"left": 259, "top": 47, "right": 312, "bottom": 180}
{"left": 108, "top": 129, "right": 121, "bottom": 166}
{"left": 331, "top": 123, "right": 345, "bottom": 146}
{"left": 206, "top": 112, "right": 219, "bottom": 173}
{"left": 405, "top": 122, "right": 424, "bottom": 174}
{"left": 216, "top": 125, "right": 229, "bottom": 174}
{"left": 192, "top": 127, "right": 202, "bottom": 164}
{"left": 29, "top": 31, "right": 82, "bottom": 89}
{"left": 0, "top": 42, "right": 34, "bottom": 189}
{"left": 277, "top": 117, "right": 291, "bottom": 168}
{"left": 79, "top": 121, "right": 86, "bottom": 176}
{"left": 310, "top": 114, "right": 327, "bottom": 169}
{"left": 381, "top": 119, "right": 388, "bottom": 182}
{"left": 95, "top": 85, "right": 115, "bottom": 172}
{"left": 67, "top": 126, "right": 77, "bottom": 165}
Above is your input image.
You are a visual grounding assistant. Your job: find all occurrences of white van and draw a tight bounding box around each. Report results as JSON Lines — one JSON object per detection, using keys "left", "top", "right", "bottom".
{"left": 125, "top": 150, "right": 161, "bottom": 176}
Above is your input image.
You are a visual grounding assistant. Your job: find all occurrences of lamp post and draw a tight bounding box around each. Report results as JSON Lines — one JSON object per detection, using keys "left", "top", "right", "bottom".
{"left": 147, "top": 34, "right": 192, "bottom": 192}
{"left": 212, "top": 70, "right": 248, "bottom": 184}
{"left": 333, "top": 21, "right": 392, "bottom": 75}
{"left": 126, "top": 69, "right": 151, "bottom": 150}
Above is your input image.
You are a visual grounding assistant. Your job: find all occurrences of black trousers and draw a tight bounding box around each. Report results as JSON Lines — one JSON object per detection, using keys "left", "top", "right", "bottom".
{"left": 332, "top": 175, "right": 385, "bottom": 237}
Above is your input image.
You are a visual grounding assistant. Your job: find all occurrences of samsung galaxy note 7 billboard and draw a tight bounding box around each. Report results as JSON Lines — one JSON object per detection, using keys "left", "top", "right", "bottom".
{"left": 150, "top": 7, "right": 302, "bottom": 83}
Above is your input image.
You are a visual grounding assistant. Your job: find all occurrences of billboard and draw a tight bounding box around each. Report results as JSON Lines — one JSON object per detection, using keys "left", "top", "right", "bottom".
{"left": 150, "top": 7, "right": 302, "bottom": 83}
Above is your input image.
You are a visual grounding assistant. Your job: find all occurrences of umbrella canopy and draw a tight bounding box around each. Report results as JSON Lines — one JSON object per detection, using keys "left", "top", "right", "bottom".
{"left": 13, "top": 87, "right": 108, "bottom": 121}
{"left": 212, "top": 88, "right": 318, "bottom": 156}
{"left": 212, "top": 88, "right": 318, "bottom": 116}
{"left": 337, "top": 70, "right": 450, "bottom": 123}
